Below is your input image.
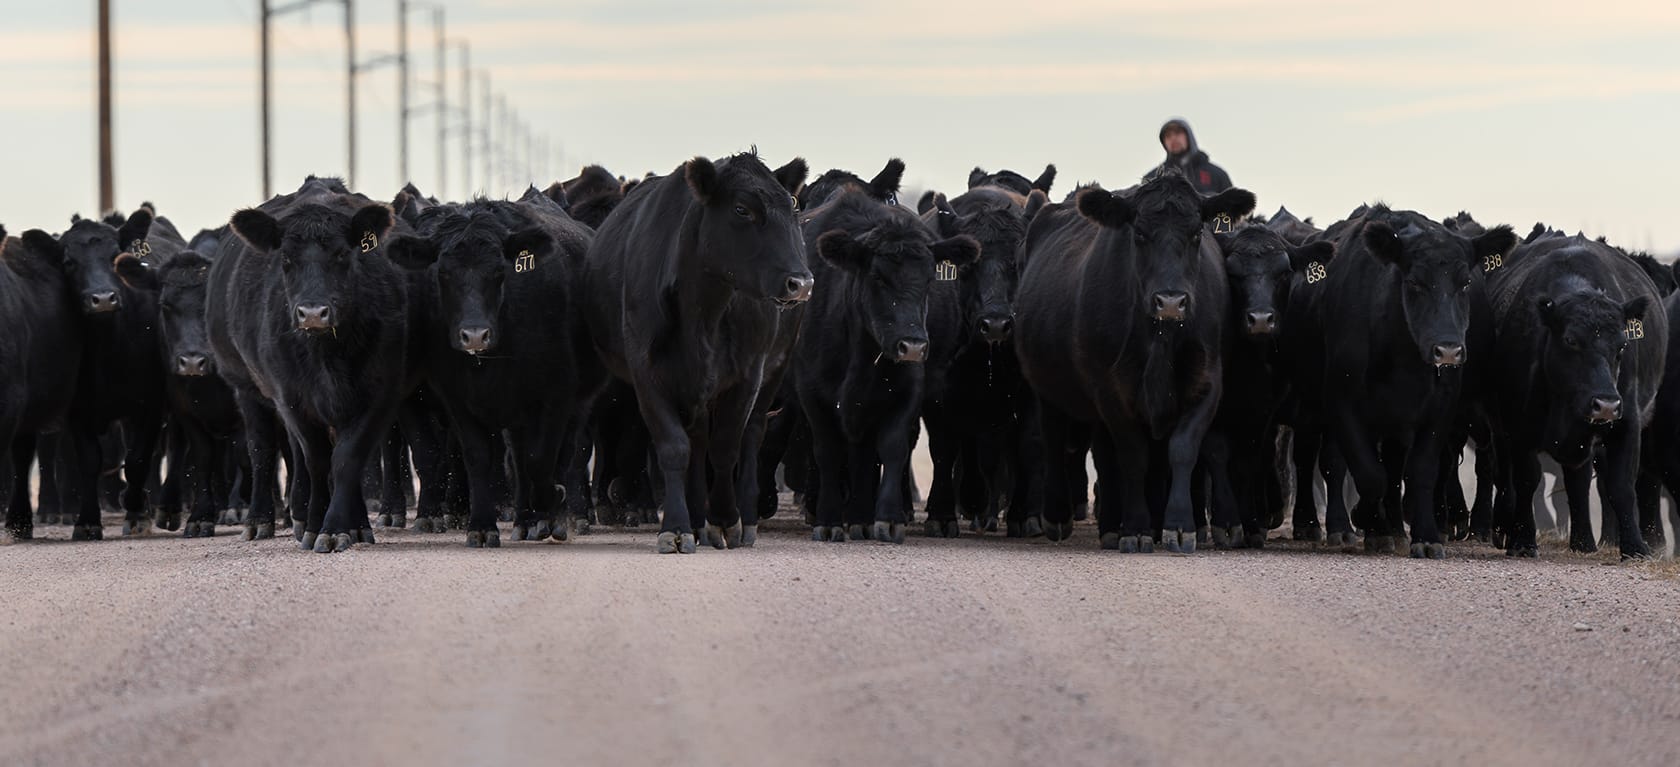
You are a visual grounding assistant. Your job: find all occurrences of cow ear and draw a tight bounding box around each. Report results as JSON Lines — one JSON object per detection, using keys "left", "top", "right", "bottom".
{"left": 113, "top": 252, "right": 158, "bottom": 292}
{"left": 230, "top": 209, "right": 283, "bottom": 252}
{"left": 1623, "top": 295, "right": 1652, "bottom": 324}
{"left": 1201, "top": 187, "right": 1256, "bottom": 222}
{"left": 1032, "top": 164, "right": 1057, "bottom": 194}
{"left": 384, "top": 235, "right": 438, "bottom": 270}
{"left": 0, "top": 223, "right": 6, "bottom": 242}
{"left": 773, "top": 157, "right": 809, "bottom": 198}
{"left": 932, "top": 194, "right": 961, "bottom": 239}
{"left": 503, "top": 227, "right": 556, "bottom": 265}
{"left": 1470, "top": 225, "right": 1517, "bottom": 266}
{"left": 1023, "top": 189, "right": 1049, "bottom": 222}
{"left": 968, "top": 167, "right": 987, "bottom": 189}
{"left": 20, "top": 229, "right": 64, "bottom": 260}
{"left": 685, "top": 156, "right": 718, "bottom": 203}
{"left": 869, "top": 158, "right": 905, "bottom": 201}
{"left": 117, "top": 207, "right": 154, "bottom": 251}
{"left": 931, "top": 234, "right": 981, "bottom": 269}
{"left": 1288, "top": 241, "right": 1336, "bottom": 271}
{"left": 1363, "top": 221, "right": 1404, "bottom": 266}
{"left": 347, "top": 203, "right": 395, "bottom": 252}
{"left": 1536, "top": 297, "right": 1565, "bottom": 332}
{"left": 916, "top": 190, "right": 938, "bottom": 216}
{"left": 1075, "top": 187, "right": 1134, "bottom": 229}
{"left": 816, "top": 230, "right": 871, "bottom": 273}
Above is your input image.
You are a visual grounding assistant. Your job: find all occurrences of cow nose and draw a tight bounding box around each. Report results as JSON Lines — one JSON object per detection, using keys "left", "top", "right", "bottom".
{"left": 1589, "top": 396, "right": 1622, "bottom": 424}
{"left": 1246, "top": 311, "right": 1276, "bottom": 335}
{"left": 86, "top": 291, "right": 120, "bottom": 313}
{"left": 1431, "top": 342, "right": 1465, "bottom": 367}
{"left": 175, "top": 354, "right": 211, "bottom": 377}
{"left": 979, "top": 316, "right": 1014, "bottom": 343}
{"left": 1152, "top": 291, "right": 1189, "bottom": 321}
{"left": 294, "top": 304, "right": 333, "bottom": 330}
{"left": 894, "top": 338, "right": 929, "bottom": 363}
{"left": 459, "top": 327, "right": 492, "bottom": 354}
{"left": 782, "top": 274, "right": 814, "bottom": 303}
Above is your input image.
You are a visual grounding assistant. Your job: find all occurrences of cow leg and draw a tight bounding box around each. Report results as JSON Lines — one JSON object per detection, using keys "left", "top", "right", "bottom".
{"left": 920, "top": 403, "right": 961, "bottom": 538}
{"left": 1504, "top": 448, "right": 1543, "bottom": 557}
{"left": 1092, "top": 427, "right": 1148, "bottom": 552}
{"left": 1469, "top": 439, "right": 1497, "bottom": 544}
{"left": 801, "top": 395, "right": 848, "bottom": 542}
{"left": 1331, "top": 407, "right": 1391, "bottom": 554}
{"left": 1560, "top": 461, "right": 1596, "bottom": 553}
{"left": 180, "top": 420, "right": 219, "bottom": 538}
{"left": 734, "top": 403, "right": 769, "bottom": 543}
{"left": 698, "top": 383, "right": 753, "bottom": 549}
{"left": 1402, "top": 429, "right": 1448, "bottom": 558}
{"left": 5, "top": 431, "right": 33, "bottom": 539}
{"left": 235, "top": 399, "right": 282, "bottom": 541}
{"left": 315, "top": 412, "right": 388, "bottom": 553}
{"left": 961, "top": 438, "right": 994, "bottom": 532}
{"left": 1032, "top": 398, "right": 1075, "bottom": 541}
{"left": 636, "top": 391, "right": 698, "bottom": 554}
{"left": 64, "top": 425, "right": 108, "bottom": 541}
{"left": 1201, "top": 431, "right": 1242, "bottom": 549}
{"left": 115, "top": 415, "right": 162, "bottom": 536}
{"left": 1600, "top": 420, "right": 1651, "bottom": 560}
{"left": 374, "top": 424, "right": 407, "bottom": 528}
{"left": 154, "top": 419, "right": 184, "bottom": 533}
{"left": 1289, "top": 425, "right": 1324, "bottom": 541}
{"left": 867, "top": 404, "right": 916, "bottom": 546}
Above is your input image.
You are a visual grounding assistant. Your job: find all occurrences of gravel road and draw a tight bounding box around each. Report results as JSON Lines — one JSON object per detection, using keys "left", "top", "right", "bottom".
{"left": 2, "top": 506, "right": 1677, "bottom": 767}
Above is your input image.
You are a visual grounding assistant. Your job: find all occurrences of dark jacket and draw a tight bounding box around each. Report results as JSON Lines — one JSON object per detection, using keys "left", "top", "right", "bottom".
{"left": 1145, "top": 118, "right": 1232, "bottom": 195}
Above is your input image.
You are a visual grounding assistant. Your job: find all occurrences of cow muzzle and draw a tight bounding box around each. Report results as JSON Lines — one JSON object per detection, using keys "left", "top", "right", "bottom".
{"left": 85, "top": 291, "right": 120, "bottom": 313}
{"left": 776, "top": 274, "right": 814, "bottom": 307}
{"left": 174, "top": 353, "right": 212, "bottom": 377}
{"left": 458, "top": 326, "right": 493, "bottom": 355}
{"left": 294, "top": 303, "right": 334, "bottom": 332}
{"left": 1588, "top": 396, "right": 1622, "bottom": 425}
{"left": 892, "top": 338, "right": 929, "bottom": 363}
{"left": 978, "top": 315, "right": 1014, "bottom": 344}
{"left": 1152, "top": 291, "right": 1189, "bottom": 322}
{"left": 1431, "top": 342, "right": 1465, "bottom": 368}
{"left": 1246, "top": 311, "right": 1276, "bottom": 336}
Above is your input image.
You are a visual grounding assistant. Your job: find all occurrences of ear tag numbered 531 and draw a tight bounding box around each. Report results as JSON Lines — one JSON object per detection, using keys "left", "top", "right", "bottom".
{"left": 514, "top": 250, "right": 535, "bottom": 273}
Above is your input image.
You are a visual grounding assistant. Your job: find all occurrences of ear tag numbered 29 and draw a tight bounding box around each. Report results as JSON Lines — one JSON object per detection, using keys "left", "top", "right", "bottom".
{"left": 1212, "top": 213, "right": 1234, "bottom": 234}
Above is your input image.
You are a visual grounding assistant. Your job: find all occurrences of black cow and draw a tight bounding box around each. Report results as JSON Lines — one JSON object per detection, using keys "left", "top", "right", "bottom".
{"left": 796, "top": 164, "right": 979, "bottom": 543}
{"left": 547, "top": 165, "right": 628, "bottom": 230}
{"left": 34, "top": 209, "right": 182, "bottom": 539}
{"left": 1626, "top": 251, "right": 1676, "bottom": 297}
{"left": 1487, "top": 233, "right": 1664, "bottom": 559}
{"left": 1637, "top": 260, "right": 1680, "bottom": 555}
{"left": 155, "top": 249, "right": 249, "bottom": 537}
{"left": 580, "top": 152, "right": 810, "bottom": 553}
{"left": 1203, "top": 223, "right": 1334, "bottom": 547}
{"left": 1016, "top": 174, "right": 1255, "bottom": 551}
{"left": 968, "top": 164, "right": 1057, "bottom": 197}
{"left": 1265, "top": 206, "right": 1320, "bottom": 246}
{"left": 1304, "top": 205, "right": 1515, "bottom": 558}
{"left": 209, "top": 177, "right": 413, "bottom": 552}
{"left": 919, "top": 186, "right": 1048, "bottom": 536}
{"left": 388, "top": 193, "right": 594, "bottom": 547}
{"left": 800, "top": 159, "right": 904, "bottom": 212}
{"left": 1, "top": 226, "right": 85, "bottom": 541}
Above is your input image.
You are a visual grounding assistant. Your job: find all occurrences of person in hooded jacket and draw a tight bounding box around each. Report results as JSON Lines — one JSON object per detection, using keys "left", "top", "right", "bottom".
{"left": 1144, "top": 118, "right": 1232, "bottom": 195}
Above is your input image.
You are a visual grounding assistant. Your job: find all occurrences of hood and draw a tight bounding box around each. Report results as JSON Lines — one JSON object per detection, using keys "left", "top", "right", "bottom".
{"left": 1159, "top": 117, "right": 1202, "bottom": 159}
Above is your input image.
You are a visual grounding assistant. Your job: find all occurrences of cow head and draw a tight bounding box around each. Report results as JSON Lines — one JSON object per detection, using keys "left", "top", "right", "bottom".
{"left": 1536, "top": 287, "right": 1647, "bottom": 433}
{"left": 388, "top": 209, "right": 555, "bottom": 356}
{"left": 53, "top": 207, "right": 153, "bottom": 314}
{"left": 1078, "top": 175, "right": 1255, "bottom": 324}
{"left": 818, "top": 214, "right": 979, "bottom": 363}
{"left": 798, "top": 159, "right": 904, "bottom": 212}
{"left": 927, "top": 188, "right": 1039, "bottom": 345}
{"left": 157, "top": 251, "right": 216, "bottom": 377}
{"left": 1216, "top": 227, "right": 1334, "bottom": 338}
{"left": 229, "top": 202, "right": 394, "bottom": 334}
{"left": 967, "top": 164, "right": 1057, "bottom": 197}
{"left": 685, "top": 154, "right": 813, "bottom": 306}
{"left": 1363, "top": 216, "right": 1516, "bottom": 368}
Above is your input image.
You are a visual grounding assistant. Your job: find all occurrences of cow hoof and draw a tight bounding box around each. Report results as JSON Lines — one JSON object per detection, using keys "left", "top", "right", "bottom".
{"left": 925, "top": 519, "right": 960, "bottom": 538}
{"left": 847, "top": 523, "right": 869, "bottom": 541}
{"left": 656, "top": 531, "right": 696, "bottom": 554}
{"left": 35, "top": 512, "right": 58, "bottom": 526}
{"left": 1324, "top": 531, "right": 1359, "bottom": 551}
{"left": 703, "top": 523, "right": 728, "bottom": 550}
{"left": 980, "top": 517, "right": 999, "bottom": 533}
{"left": 184, "top": 521, "right": 216, "bottom": 538}
{"left": 571, "top": 517, "right": 592, "bottom": 537}
{"left": 71, "top": 525, "right": 103, "bottom": 541}
{"left": 466, "top": 530, "right": 501, "bottom": 549}
{"left": 414, "top": 516, "right": 438, "bottom": 533}
{"left": 1244, "top": 532, "right": 1267, "bottom": 549}
{"left": 811, "top": 526, "right": 847, "bottom": 543}
{"left": 299, "top": 531, "right": 318, "bottom": 550}
{"left": 1293, "top": 525, "right": 1323, "bottom": 542}
{"left": 1117, "top": 535, "right": 1140, "bottom": 553}
{"left": 722, "top": 522, "right": 746, "bottom": 549}
{"left": 1619, "top": 541, "right": 1652, "bottom": 561}
{"left": 443, "top": 514, "right": 468, "bottom": 530}
{"left": 1197, "top": 526, "right": 1212, "bottom": 546}
{"left": 1409, "top": 542, "right": 1446, "bottom": 560}
{"left": 241, "top": 522, "right": 275, "bottom": 541}
{"left": 512, "top": 523, "right": 535, "bottom": 542}
{"left": 1364, "top": 535, "right": 1395, "bottom": 554}
{"left": 122, "top": 518, "right": 151, "bottom": 537}
{"left": 1163, "top": 529, "right": 1194, "bottom": 555}
{"left": 3, "top": 526, "right": 31, "bottom": 542}
{"left": 1008, "top": 517, "right": 1043, "bottom": 538}
{"left": 1211, "top": 526, "right": 1235, "bottom": 550}
{"left": 351, "top": 528, "right": 375, "bottom": 544}
{"left": 1506, "top": 544, "right": 1538, "bottom": 558}
{"left": 1071, "top": 503, "right": 1089, "bottom": 522}
{"left": 1100, "top": 532, "right": 1121, "bottom": 550}
{"left": 377, "top": 512, "right": 407, "bottom": 529}
{"left": 740, "top": 525, "right": 757, "bottom": 547}
{"left": 872, "top": 521, "right": 905, "bottom": 544}
{"left": 158, "top": 510, "right": 182, "bottom": 532}
{"left": 800, "top": 509, "right": 817, "bottom": 526}
{"left": 312, "top": 532, "right": 353, "bottom": 553}
{"left": 498, "top": 508, "right": 516, "bottom": 523}
{"left": 532, "top": 519, "right": 555, "bottom": 541}
{"left": 1043, "top": 521, "right": 1073, "bottom": 542}
{"left": 1264, "top": 509, "right": 1285, "bottom": 530}
{"left": 1569, "top": 536, "right": 1597, "bottom": 554}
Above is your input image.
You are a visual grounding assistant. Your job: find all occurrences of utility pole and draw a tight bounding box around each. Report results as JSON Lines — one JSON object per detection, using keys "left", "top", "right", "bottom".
{"left": 397, "top": 0, "right": 409, "bottom": 185}
{"left": 432, "top": 8, "right": 446, "bottom": 199}
{"left": 97, "top": 0, "right": 114, "bottom": 213}
{"left": 480, "top": 72, "right": 492, "bottom": 194}
{"left": 260, "top": 0, "right": 351, "bottom": 200}
{"left": 345, "top": 0, "right": 356, "bottom": 188}
{"left": 457, "top": 43, "right": 471, "bottom": 196}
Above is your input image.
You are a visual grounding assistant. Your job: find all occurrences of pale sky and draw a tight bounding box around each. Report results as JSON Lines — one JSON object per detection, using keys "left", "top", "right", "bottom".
{"left": 4, "top": 0, "right": 1679, "bottom": 255}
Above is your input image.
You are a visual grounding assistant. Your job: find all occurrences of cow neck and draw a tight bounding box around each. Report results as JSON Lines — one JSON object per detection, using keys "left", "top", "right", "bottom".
{"left": 674, "top": 207, "right": 736, "bottom": 340}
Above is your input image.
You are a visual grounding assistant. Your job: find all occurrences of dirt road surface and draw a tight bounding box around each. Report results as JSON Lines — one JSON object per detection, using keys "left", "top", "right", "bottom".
{"left": 2, "top": 510, "right": 1677, "bottom": 767}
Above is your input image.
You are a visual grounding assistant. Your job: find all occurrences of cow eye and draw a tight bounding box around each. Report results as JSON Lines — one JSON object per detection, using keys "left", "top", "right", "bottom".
{"left": 734, "top": 204, "right": 752, "bottom": 219}
{"left": 1562, "top": 336, "right": 1580, "bottom": 350}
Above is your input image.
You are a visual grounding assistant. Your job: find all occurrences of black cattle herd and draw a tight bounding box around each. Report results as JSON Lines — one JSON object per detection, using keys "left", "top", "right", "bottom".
{"left": 2, "top": 153, "right": 1677, "bottom": 561}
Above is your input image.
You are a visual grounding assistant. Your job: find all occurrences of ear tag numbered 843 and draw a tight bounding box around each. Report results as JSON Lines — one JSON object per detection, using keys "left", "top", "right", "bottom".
{"left": 1626, "top": 319, "right": 1645, "bottom": 340}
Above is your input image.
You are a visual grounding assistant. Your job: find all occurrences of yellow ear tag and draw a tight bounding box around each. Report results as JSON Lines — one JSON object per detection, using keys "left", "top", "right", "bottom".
{"left": 514, "top": 250, "right": 535, "bottom": 273}
{"left": 935, "top": 261, "right": 958, "bottom": 281}
{"left": 1305, "top": 262, "right": 1327, "bottom": 284}
{"left": 360, "top": 232, "right": 378, "bottom": 253}
{"left": 1625, "top": 318, "right": 1645, "bottom": 340}
{"left": 1212, "top": 213, "right": 1234, "bottom": 234}
{"left": 1483, "top": 253, "right": 1503, "bottom": 272}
